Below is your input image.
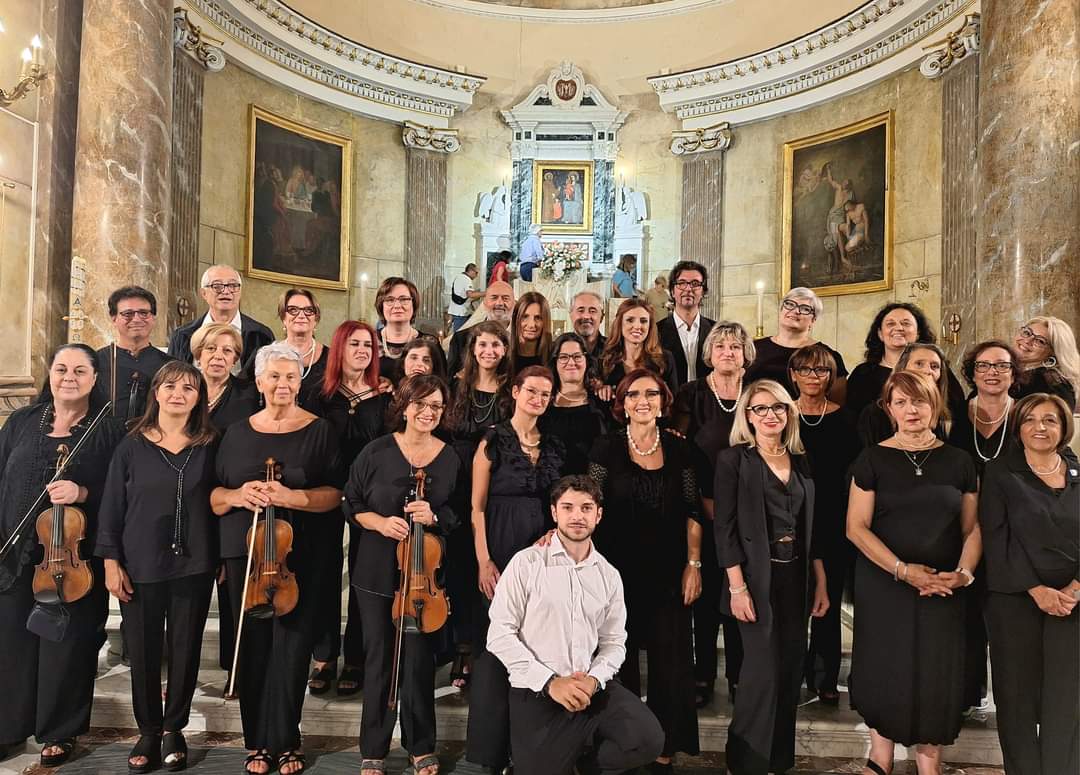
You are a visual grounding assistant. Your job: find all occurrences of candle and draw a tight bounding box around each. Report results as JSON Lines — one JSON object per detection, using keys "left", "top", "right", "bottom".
{"left": 20, "top": 48, "right": 32, "bottom": 79}
{"left": 30, "top": 35, "right": 43, "bottom": 66}
{"left": 755, "top": 280, "right": 765, "bottom": 335}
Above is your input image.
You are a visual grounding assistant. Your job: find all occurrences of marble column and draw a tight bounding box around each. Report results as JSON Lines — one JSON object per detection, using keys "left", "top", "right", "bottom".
{"left": 975, "top": 0, "right": 1080, "bottom": 341}
{"left": 70, "top": 0, "right": 173, "bottom": 348}
{"left": 673, "top": 124, "right": 733, "bottom": 322}
{"left": 403, "top": 123, "right": 458, "bottom": 333}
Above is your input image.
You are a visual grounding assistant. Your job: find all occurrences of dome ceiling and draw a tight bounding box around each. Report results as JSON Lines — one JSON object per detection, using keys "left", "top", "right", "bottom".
{"left": 466, "top": 0, "right": 669, "bottom": 7}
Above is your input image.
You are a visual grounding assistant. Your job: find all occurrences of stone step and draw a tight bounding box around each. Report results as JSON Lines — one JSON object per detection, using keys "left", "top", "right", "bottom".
{"left": 89, "top": 650, "right": 1002, "bottom": 766}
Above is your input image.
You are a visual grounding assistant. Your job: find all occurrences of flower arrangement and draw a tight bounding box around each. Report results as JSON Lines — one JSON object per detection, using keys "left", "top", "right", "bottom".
{"left": 539, "top": 241, "right": 587, "bottom": 281}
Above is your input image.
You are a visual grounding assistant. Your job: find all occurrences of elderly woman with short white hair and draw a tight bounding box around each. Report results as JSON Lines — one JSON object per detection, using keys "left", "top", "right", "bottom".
{"left": 744, "top": 287, "right": 848, "bottom": 403}
{"left": 211, "top": 343, "right": 343, "bottom": 775}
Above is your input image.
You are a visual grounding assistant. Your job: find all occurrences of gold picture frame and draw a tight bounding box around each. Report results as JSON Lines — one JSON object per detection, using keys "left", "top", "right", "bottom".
{"left": 781, "top": 111, "right": 893, "bottom": 297}
{"left": 532, "top": 160, "right": 593, "bottom": 234}
{"left": 246, "top": 105, "right": 351, "bottom": 291}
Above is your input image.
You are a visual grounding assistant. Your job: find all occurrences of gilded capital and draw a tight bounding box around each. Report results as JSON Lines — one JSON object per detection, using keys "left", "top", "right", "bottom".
{"left": 173, "top": 8, "right": 226, "bottom": 72}
{"left": 920, "top": 13, "right": 980, "bottom": 79}
{"left": 670, "top": 123, "right": 734, "bottom": 156}
{"left": 402, "top": 122, "right": 461, "bottom": 154}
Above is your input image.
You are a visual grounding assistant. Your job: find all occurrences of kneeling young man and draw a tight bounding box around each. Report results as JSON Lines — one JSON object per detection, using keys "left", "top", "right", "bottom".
{"left": 486, "top": 475, "right": 664, "bottom": 775}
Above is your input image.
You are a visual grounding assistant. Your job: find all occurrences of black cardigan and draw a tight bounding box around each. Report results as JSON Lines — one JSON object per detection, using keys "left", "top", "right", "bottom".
{"left": 713, "top": 444, "right": 817, "bottom": 628}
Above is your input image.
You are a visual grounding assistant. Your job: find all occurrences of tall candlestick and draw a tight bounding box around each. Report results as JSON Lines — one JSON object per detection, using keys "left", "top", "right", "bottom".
{"left": 755, "top": 280, "right": 765, "bottom": 338}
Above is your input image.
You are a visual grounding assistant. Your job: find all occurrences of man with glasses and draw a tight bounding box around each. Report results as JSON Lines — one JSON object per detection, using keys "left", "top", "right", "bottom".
{"left": 93, "top": 286, "right": 174, "bottom": 420}
{"left": 658, "top": 260, "right": 715, "bottom": 385}
{"left": 167, "top": 265, "right": 273, "bottom": 369}
{"left": 569, "top": 291, "right": 606, "bottom": 361}
{"left": 446, "top": 280, "right": 515, "bottom": 377}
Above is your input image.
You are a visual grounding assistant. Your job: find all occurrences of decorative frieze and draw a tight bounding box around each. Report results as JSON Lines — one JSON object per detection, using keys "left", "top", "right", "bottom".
{"left": 670, "top": 123, "right": 733, "bottom": 156}
{"left": 173, "top": 8, "right": 226, "bottom": 72}
{"left": 920, "top": 13, "right": 980, "bottom": 79}
{"left": 402, "top": 122, "right": 461, "bottom": 154}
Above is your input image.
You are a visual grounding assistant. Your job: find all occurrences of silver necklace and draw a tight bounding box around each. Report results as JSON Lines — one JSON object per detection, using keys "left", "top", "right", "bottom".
{"left": 471, "top": 389, "right": 498, "bottom": 425}
{"left": 628, "top": 427, "right": 661, "bottom": 456}
{"left": 1027, "top": 455, "right": 1062, "bottom": 477}
{"left": 798, "top": 397, "right": 828, "bottom": 427}
{"left": 707, "top": 373, "right": 740, "bottom": 413}
{"left": 971, "top": 396, "right": 1011, "bottom": 463}
{"left": 896, "top": 437, "right": 936, "bottom": 476}
{"left": 157, "top": 445, "right": 195, "bottom": 556}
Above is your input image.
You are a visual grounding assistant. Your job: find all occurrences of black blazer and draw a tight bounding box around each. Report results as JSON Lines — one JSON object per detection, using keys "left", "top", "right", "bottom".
{"left": 657, "top": 313, "right": 715, "bottom": 386}
{"left": 713, "top": 444, "right": 816, "bottom": 629}
{"left": 167, "top": 312, "right": 274, "bottom": 369}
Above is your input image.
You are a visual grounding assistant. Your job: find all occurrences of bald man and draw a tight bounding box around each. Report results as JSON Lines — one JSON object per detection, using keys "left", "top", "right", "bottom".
{"left": 446, "top": 280, "right": 515, "bottom": 377}
{"left": 167, "top": 265, "right": 274, "bottom": 368}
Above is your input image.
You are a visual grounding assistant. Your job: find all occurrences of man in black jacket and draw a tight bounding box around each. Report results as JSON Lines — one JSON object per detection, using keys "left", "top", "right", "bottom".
{"left": 167, "top": 265, "right": 273, "bottom": 369}
{"left": 657, "top": 260, "right": 714, "bottom": 385}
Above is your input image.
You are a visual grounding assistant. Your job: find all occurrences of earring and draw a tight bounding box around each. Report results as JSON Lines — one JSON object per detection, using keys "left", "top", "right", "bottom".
{"left": 1042, "top": 356, "right": 1058, "bottom": 369}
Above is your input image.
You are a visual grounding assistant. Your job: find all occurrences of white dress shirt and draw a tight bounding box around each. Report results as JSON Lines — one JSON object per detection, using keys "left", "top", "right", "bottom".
{"left": 486, "top": 533, "right": 626, "bottom": 693}
{"left": 200, "top": 309, "right": 243, "bottom": 333}
{"left": 675, "top": 312, "right": 701, "bottom": 382}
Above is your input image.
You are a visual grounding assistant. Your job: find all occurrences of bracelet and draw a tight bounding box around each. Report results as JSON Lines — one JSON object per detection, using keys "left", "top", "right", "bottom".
{"left": 729, "top": 583, "right": 748, "bottom": 595}
{"left": 956, "top": 566, "right": 974, "bottom": 586}
{"left": 893, "top": 559, "right": 902, "bottom": 581}
{"left": 900, "top": 563, "right": 909, "bottom": 581}
{"left": 687, "top": 559, "right": 702, "bottom": 569}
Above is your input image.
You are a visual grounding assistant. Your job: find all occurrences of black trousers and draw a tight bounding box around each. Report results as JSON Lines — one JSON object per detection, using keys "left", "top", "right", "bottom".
{"left": 962, "top": 569, "right": 988, "bottom": 707}
{"left": 122, "top": 574, "right": 214, "bottom": 736}
{"left": 0, "top": 564, "right": 107, "bottom": 746}
{"left": 985, "top": 591, "right": 1079, "bottom": 775}
{"left": 508, "top": 682, "right": 665, "bottom": 775}
{"left": 217, "top": 557, "right": 242, "bottom": 673}
{"left": 621, "top": 602, "right": 699, "bottom": 757}
{"left": 727, "top": 561, "right": 807, "bottom": 775}
{"left": 805, "top": 546, "right": 851, "bottom": 693}
{"left": 311, "top": 521, "right": 363, "bottom": 666}
{"left": 693, "top": 529, "right": 744, "bottom": 691}
{"left": 466, "top": 596, "right": 511, "bottom": 766}
{"left": 356, "top": 589, "right": 437, "bottom": 759}
{"left": 445, "top": 520, "right": 477, "bottom": 650}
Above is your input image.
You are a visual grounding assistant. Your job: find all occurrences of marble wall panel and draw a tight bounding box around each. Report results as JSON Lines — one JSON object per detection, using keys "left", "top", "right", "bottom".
{"left": 405, "top": 148, "right": 449, "bottom": 331}
{"left": 170, "top": 52, "right": 205, "bottom": 331}
{"left": 592, "top": 160, "right": 616, "bottom": 265}
{"left": 680, "top": 153, "right": 725, "bottom": 321}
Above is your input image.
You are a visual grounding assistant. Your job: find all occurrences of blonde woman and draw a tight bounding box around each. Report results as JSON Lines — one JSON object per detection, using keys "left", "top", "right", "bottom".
{"left": 713, "top": 379, "right": 828, "bottom": 775}
{"left": 1014, "top": 316, "right": 1079, "bottom": 410}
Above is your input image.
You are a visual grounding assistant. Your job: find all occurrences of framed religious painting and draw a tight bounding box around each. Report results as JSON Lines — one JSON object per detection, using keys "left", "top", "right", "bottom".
{"left": 246, "top": 105, "right": 351, "bottom": 290}
{"left": 781, "top": 111, "right": 893, "bottom": 297}
{"left": 531, "top": 160, "right": 593, "bottom": 235}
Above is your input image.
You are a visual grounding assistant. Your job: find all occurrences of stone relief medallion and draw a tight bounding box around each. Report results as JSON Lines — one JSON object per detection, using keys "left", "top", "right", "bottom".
{"left": 554, "top": 79, "right": 577, "bottom": 102}
{"left": 546, "top": 61, "right": 585, "bottom": 109}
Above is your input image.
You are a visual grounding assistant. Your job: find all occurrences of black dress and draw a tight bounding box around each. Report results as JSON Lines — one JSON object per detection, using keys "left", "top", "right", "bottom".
{"left": 588, "top": 429, "right": 701, "bottom": 758}
{"left": 93, "top": 344, "right": 174, "bottom": 421}
{"left": 343, "top": 434, "right": 460, "bottom": 760}
{"left": 744, "top": 337, "right": 847, "bottom": 396}
{"left": 214, "top": 418, "right": 342, "bottom": 756}
{"left": 1017, "top": 365, "right": 1076, "bottom": 411}
{"left": 0, "top": 401, "right": 122, "bottom": 747}
{"left": 208, "top": 378, "right": 259, "bottom": 433}
{"left": 849, "top": 444, "right": 977, "bottom": 745}
{"left": 799, "top": 408, "right": 859, "bottom": 695}
{"left": 539, "top": 397, "right": 610, "bottom": 475}
{"left": 297, "top": 346, "right": 329, "bottom": 411}
{"left": 603, "top": 349, "right": 680, "bottom": 396}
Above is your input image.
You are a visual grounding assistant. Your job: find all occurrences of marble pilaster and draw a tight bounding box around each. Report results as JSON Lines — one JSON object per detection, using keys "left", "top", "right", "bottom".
{"left": 70, "top": 0, "right": 173, "bottom": 348}
{"left": 679, "top": 151, "right": 727, "bottom": 322}
{"left": 405, "top": 148, "right": 449, "bottom": 332}
{"left": 975, "top": 0, "right": 1080, "bottom": 341}
{"left": 591, "top": 160, "right": 616, "bottom": 265}
{"left": 169, "top": 50, "right": 206, "bottom": 331}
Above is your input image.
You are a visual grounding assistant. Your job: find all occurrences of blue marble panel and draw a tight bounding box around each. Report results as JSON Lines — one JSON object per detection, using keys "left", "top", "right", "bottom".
{"left": 510, "top": 160, "right": 533, "bottom": 257}
{"left": 591, "top": 160, "right": 615, "bottom": 265}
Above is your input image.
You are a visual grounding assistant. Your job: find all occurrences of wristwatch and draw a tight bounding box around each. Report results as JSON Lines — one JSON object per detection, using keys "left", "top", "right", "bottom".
{"left": 687, "top": 559, "right": 702, "bottom": 569}
{"left": 540, "top": 675, "right": 555, "bottom": 697}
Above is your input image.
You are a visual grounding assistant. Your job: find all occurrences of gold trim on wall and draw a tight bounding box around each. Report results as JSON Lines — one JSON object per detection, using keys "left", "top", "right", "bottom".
{"left": 781, "top": 110, "right": 894, "bottom": 298}
{"left": 531, "top": 160, "right": 594, "bottom": 235}
{"left": 245, "top": 105, "right": 352, "bottom": 291}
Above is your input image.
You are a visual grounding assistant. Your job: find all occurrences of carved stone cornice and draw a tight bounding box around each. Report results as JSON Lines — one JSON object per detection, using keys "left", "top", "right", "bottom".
{"left": 402, "top": 121, "right": 461, "bottom": 154}
{"left": 670, "top": 123, "right": 733, "bottom": 156}
{"left": 920, "top": 13, "right": 980, "bottom": 78}
{"left": 648, "top": 0, "right": 978, "bottom": 127}
{"left": 174, "top": 8, "right": 227, "bottom": 71}
{"left": 178, "top": 0, "right": 485, "bottom": 125}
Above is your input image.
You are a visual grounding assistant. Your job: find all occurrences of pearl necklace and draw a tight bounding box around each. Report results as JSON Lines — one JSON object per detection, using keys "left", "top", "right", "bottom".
{"left": 798, "top": 396, "right": 828, "bottom": 427}
{"left": 556, "top": 387, "right": 588, "bottom": 405}
{"left": 707, "top": 372, "right": 740, "bottom": 413}
{"left": 628, "top": 427, "right": 661, "bottom": 456}
{"left": 1027, "top": 454, "right": 1062, "bottom": 477}
{"left": 971, "top": 395, "right": 1011, "bottom": 463}
{"left": 283, "top": 339, "right": 318, "bottom": 379}
{"left": 757, "top": 443, "right": 788, "bottom": 458}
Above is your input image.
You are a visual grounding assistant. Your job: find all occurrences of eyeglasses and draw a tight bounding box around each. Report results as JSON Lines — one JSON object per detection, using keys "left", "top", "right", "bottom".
{"left": 748, "top": 403, "right": 789, "bottom": 418}
{"left": 410, "top": 400, "right": 444, "bottom": 416}
{"left": 285, "top": 305, "right": 318, "bottom": 318}
{"left": 556, "top": 353, "right": 586, "bottom": 365}
{"left": 117, "top": 309, "right": 153, "bottom": 321}
{"left": 973, "top": 360, "right": 1013, "bottom": 374}
{"left": 794, "top": 366, "right": 831, "bottom": 378}
{"left": 625, "top": 389, "right": 662, "bottom": 402}
{"left": 674, "top": 280, "right": 704, "bottom": 290}
{"left": 781, "top": 299, "right": 815, "bottom": 317}
{"left": 205, "top": 281, "right": 241, "bottom": 294}
{"left": 1018, "top": 326, "right": 1050, "bottom": 349}
{"left": 385, "top": 295, "right": 413, "bottom": 306}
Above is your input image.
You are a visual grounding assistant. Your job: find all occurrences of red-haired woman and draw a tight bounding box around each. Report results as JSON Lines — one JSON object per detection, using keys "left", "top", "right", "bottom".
{"left": 306, "top": 321, "right": 390, "bottom": 697}
{"left": 598, "top": 298, "right": 678, "bottom": 400}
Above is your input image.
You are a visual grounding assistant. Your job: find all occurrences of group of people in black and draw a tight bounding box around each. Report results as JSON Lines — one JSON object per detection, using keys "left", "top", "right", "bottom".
{"left": 0, "top": 259, "right": 1076, "bottom": 775}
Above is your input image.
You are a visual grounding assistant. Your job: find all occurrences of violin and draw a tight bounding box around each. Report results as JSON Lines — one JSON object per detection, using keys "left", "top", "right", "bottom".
{"left": 32, "top": 444, "right": 94, "bottom": 604}
{"left": 388, "top": 468, "right": 449, "bottom": 709}
{"left": 242, "top": 458, "right": 298, "bottom": 619}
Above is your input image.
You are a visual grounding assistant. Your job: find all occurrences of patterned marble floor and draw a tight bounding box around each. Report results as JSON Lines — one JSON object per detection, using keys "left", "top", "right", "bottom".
{"left": 0, "top": 732, "right": 1007, "bottom": 775}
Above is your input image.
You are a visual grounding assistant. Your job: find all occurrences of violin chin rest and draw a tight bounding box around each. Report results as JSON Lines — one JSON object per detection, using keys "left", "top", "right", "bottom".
{"left": 245, "top": 604, "right": 276, "bottom": 620}
{"left": 33, "top": 589, "right": 61, "bottom": 605}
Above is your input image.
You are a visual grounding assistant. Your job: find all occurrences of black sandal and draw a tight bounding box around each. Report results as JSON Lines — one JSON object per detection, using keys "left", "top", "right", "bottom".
{"left": 278, "top": 750, "right": 306, "bottom": 774}
{"left": 865, "top": 760, "right": 891, "bottom": 775}
{"left": 359, "top": 760, "right": 385, "bottom": 773}
{"left": 162, "top": 732, "right": 188, "bottom": 772}
{"left": 128, "top": 734, "right": 161, "bottom": 773}
{"left": 450, "top": 649, "right": 471, "bottom": 690}
{"left": 243, "top": 750, "right": 274, "bottom": 774}
{"left": 337, "top": 664, "right": 363, "bottom": 696}
{"left": 41, "top": 739, "right": 76, "bottom": 768}
{"left": 307, "top": 662, "right": 336, "bottom": 695}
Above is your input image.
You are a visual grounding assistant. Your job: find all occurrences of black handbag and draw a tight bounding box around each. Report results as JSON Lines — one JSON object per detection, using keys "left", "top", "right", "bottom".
{"left": 26, "top": 602, "right": 70, "bottom": 642}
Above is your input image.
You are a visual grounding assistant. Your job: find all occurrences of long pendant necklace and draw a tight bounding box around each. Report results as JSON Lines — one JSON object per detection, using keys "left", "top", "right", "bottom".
{"left": 971, "top": 395, "right": 1011, "bottom": 463}
{"left": 707, "top": 373, "right": 740, "bottom": 413}
{"left": 380, "top": 328, "right": 414, "bottom": 360}
{"left": 798, "top": 396, "right": 828, "bottom": 427}
{"left": 471, "top": 389, "right": 497, "bottom": 425}
{"left": 627, "top": 427, "right": 660, "bottom": 456}
{"left": 157, "top": 445, "right": 195, "bottom": 556}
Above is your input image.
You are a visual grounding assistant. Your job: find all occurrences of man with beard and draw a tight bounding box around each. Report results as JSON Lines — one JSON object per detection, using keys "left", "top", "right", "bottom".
{"left": 569, "top": 291, "right": 606, "bottom": 361}
{"left": 657, "top": 260, "right": 715, "bottom": 385}
{"left": 446, "top": 281, "right": 514, "bottom": 377}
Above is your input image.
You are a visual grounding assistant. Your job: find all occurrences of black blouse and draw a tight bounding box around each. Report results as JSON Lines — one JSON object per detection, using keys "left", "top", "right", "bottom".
{"left": 846, "top": 361, "right": 966, "bottom": 421}
{"left": 214, "top": 418, "right": 342, "bottom": 558}
{"left": 539, "top": 397, "right": 610, "bottom": 475}
{"left": 800, "top": 408, "right": 860, "bottom": 557}
{"left": 602, "top": 349, "right": 680, "bottom": 396}
{"left": 96, "top": 435, "right": 217, "bottom": 583}
{"left": 947, "top": 402, "right": 1013, "bottom": 478}
{"left": 745, "top": 337, "right": 847, "bottom": 396}
{"left": 0, "top": 402, "right": 124, "bottom": 590}
{"left": 979, "top": 446, "right": 1080, "bottom": 594}
{"left": 310, "top": 389, "right": 389, "bottom": 477}
{"left": 93, "top": 345, "right": 174, "bottom": 421}
{"left": 208, "top": 378, "right": 259, "bottom": 433}
{"left": 298, "top": 346, "right": 330, "bottom": 410}
{"left": 1017, "top": 366, "right": 1077, "bottom": 412}
{"left": 671, "top": 378, "right": 738, "bottom": 497}
{"left": 343, "top": 434, "right": 460, "bottom": 597}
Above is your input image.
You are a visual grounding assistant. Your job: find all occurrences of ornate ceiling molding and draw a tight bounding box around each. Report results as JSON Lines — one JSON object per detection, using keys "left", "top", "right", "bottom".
{"left": 648, "top": 0, "right": 978, "bottom": 128}
{"left": 174, "top": 8, "right": 227, "bottom": 72}
{"left": 670, "top": 122, "right": 733, "bottom": 156}
{"left": 178, "top": 0, "right": 486, "bottom": 126}
{"left": 402, "top": 121, "right": 461, "bottom": 153}
{"left": 920, "top": 12, "right": 979, "bottom": 78}
{"left": 409, "top": 0, "right": 733, "bottom": 24}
